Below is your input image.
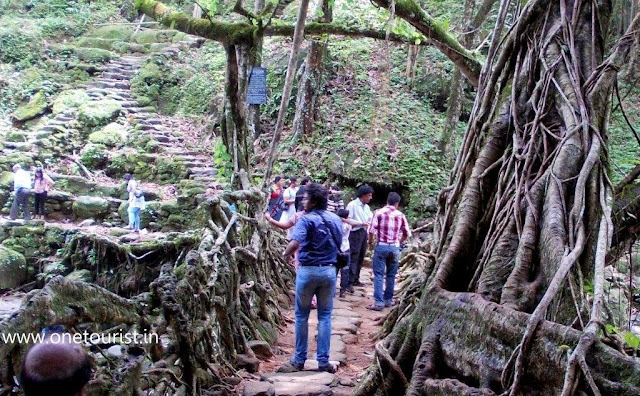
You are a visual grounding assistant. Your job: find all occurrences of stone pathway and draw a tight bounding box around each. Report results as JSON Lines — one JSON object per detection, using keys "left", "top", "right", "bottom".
{"left": 242, "top": 267, "right": 384, "bottom": 396}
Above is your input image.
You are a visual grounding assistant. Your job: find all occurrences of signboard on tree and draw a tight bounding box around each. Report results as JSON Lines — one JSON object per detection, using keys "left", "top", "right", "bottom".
{"left": 246, "top": 67, "right": 267, "bottom": 104}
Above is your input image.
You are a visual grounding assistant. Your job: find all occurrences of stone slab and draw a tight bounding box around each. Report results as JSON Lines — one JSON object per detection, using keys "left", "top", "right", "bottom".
{"left": 332, "top": 308, "right": 361, "bottom": 318}
{"left": 243, "top": 381, "right": 274, "bottom": 396}
{"left": 261, "top": 371, "right": 336, "bottom": 386}
{"left": 272, "top": 382, "right": 332, "bottom": 396}
{"left": 303, "top": 360, "right": 341, "bottom": 370}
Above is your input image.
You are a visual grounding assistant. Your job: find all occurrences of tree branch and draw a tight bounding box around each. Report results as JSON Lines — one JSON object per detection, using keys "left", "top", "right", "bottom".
{"left": 370, "top": 0, "right": 482, "bottom": 85}
{"left": 136, "top": 0, "right": 435, "bottom": 45}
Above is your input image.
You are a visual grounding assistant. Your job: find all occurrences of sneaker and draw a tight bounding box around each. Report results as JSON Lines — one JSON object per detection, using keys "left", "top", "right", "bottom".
{"left": 366, "top": 304, "right": 384, "bottom": 311}
{"left": 384, "top": 300, "right": 395, "bottom": 307}
{"left": 277, "top": 361, "right": 304, "bottom": 373}
{"left": 317, "top": 363, "right": 337, "bottom": 373}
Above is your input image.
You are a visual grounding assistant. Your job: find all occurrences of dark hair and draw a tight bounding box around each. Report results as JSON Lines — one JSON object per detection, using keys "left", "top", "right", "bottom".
{"left": 356, "top": 184, "right": 374, "bottom": 198}
{"left": 274, "top": 176, "right": 282, "bottom": 183}
{"left": 123, "top": 173, "right": 132, "bottom": 181}
{"left": 337, "top": 209, "right": 349, "bottom": 219}
{"left": 21, "top": 350, "right": 92, "bottom": 396}
{"left": 305, "top": 183, "right": 328, "bottom": 210}
{"left": 289, "top": 177, "right": 297, "bottom": 183}
{"left": 330, "top": 185, "right": 339, "bottom": 191}
{"left": 300, "top": 177, "right": 310, "bottom": 185}
{"left": 387, "top": 192, "right": 401, "bottom": 205}
{"left": 34, "top": 167, "right": 43, "bottom": 180}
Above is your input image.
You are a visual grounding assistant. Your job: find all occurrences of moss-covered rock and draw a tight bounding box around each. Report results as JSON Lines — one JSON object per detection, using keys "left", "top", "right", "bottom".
{"left": 74, "top": 47, "right": 115, "bottom": 63}
{"left": 0, "top": 172, "right": 13, "bottom": 188}
{"left": 88, "top": 122, "right": 128, "bottom": 147}
{"left": 78, "top": 100, "right": 122, "bottom": 128}
{"left": 73, "top": 196, "right": 111, "bottom": 220}
{"left": 88, "top": 25, "right": 134, "bottom": 41}
{"left": 80, "top": 144, "right": 110, "bottom": 169}
{"left": 54, "top": 175, "right": 120, "bottom": 197}
{"left": 131, "top": 29, "right": 178, "bottom": 44}
{"left": 66, "top": 269, "right": 92, "bottom": 282}
{"left": 0, "top": 246, "right": 27, "bottom": 289}
{"left": 111, "top": 41, "right": 149, "bottom": 54}
{"left": 76, "top": 37, "right": 119, "bottom": 51}
{"left": 11, "top": 90, "right": 49, "bottom": 122}
{"left": 52, "top": 89, "right": 90, "bottom": 115}
{"left": 5, "top": 131, "right": 28, "bottom": 142}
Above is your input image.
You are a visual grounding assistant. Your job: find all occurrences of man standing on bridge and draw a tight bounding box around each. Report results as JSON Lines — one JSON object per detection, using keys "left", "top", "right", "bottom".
{"left": 278, "top": 183, "right": 342, "bottom": 374}
{"left": 367, "top": 192, "right": 410, "bottom": 311}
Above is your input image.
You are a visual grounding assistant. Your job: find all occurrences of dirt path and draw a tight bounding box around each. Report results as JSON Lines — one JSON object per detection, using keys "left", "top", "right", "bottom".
{"left": 240, "top": 266, "right": 387, "bottom": 395}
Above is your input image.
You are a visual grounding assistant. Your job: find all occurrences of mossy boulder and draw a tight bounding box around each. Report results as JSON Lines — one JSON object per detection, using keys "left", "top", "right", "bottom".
{"left": 80, "top": 143, "right": 109, "bottom": 169}
{"left": 66, "top": 269, "right": 92, "bottom": 282}
{"left": 12, "top": 90, "right": 49, "bottom": 122}
{"left": 74, "top": 47, "right": 115, "bottom": 63}
{"left": 111, "top": 41, "right": 148, "bottom": 54}
{"left": 76, "top": 37, "right": 118, "bottom": 51}
{"left": 6, "top": 131, "right": 28, "bottom": 142}
{"left": 131, "top": 30, "right": 178, "bottom": 44}
{"left": 78, "top": 100, "right": 122, "bottom": 128}
{"left": 72, "top": 196, "right": 111, "bottom": 220}
{"left": 0, "top": 172, "right": 13, "bottom": 188}
{"left": 88, "top": 25, "right": 134, "bottom": 41}
{"left": 89, "top": 123, "right": 128, "bottom": 147}
{"left": 52, "top": 89, "right": 90, "bottom": 115}
{"left": 0, "top": 246, "right": 27, "bottom": 289}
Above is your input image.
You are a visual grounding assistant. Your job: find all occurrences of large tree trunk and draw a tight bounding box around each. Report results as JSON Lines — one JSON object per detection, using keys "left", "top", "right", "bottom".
{"left": 356, "top": 1, "right": 640, "bottom": 394}
{"left": 291, "top": 0, "right": 333, "bottom": 140}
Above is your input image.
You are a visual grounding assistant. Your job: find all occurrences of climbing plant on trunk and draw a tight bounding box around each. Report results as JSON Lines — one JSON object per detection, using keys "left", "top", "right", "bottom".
{"left": 354, "top": 0, "right": 640, "bottom": 394}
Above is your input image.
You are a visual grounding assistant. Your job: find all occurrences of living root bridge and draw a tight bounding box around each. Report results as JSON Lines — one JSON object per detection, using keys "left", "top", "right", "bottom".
{"left": 0, "top": 184, "right": 295, "bottom": 395}
{"left": 355, "top": 287, "right": 640, "bottom": 396}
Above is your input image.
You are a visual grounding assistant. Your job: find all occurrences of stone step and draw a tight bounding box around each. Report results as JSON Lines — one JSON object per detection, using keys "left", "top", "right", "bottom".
{"left": 54, "top": 116, "right": 74, "bottom": 122}
{"left": 103, "top": 67, "right": 136, "bottom": 76}
{"left": 101, "top": 72, "right": 131, "bottom": 81}
{"left": 181, "top": 160, "right": 210, "bottom": 167}
{"left": 139, "top": 124, "right": 164, "bottom": 132}
{"left": 191, "top": 176, "right": 217, "bottom": 183}
{"left": 96, "top": 80, "right": 130, "bottom": 90}
{"left": 189, "top": 167, "right": 217, "bottom": 176}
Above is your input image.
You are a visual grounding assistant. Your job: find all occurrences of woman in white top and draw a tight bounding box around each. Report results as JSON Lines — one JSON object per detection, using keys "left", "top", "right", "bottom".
{"left": 32, "top": 168, "right": 54, "bottom": 220}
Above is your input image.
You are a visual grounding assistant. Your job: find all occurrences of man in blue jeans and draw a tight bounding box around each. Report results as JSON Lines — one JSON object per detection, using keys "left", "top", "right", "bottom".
{"left": 278, "top": 183, "right": 343, "bottom": 373}
{"left": 367, "top": 192, "right": 411, "bottom": 311}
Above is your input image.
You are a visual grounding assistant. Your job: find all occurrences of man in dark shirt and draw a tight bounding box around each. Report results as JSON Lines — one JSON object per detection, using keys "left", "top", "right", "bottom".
{"left": 278, "top": 183, "right": 342, "bottom": 374}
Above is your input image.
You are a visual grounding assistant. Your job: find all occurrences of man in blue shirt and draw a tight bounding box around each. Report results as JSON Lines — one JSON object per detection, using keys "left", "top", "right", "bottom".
{"left": 278, "top": 183, "right": 342, "bottom": 374}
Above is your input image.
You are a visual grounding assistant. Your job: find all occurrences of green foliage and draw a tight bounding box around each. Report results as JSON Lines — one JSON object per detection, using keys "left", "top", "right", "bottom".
{"left": 0, "top": 20, "right": 42, "bottom": 66}
{"left": 213, "top": 140, "right": 233, "bottom": 181}
{"left": 604, "top": 324, "right": 640, "bottom": 353}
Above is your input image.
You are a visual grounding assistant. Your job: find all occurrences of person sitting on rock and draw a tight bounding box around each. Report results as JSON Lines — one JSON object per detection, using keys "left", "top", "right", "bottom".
{"left": 32, "top": 167, "right": 55, "bottom": 220}
{"left": 9, "top": 164, "right": 32, "bottom": 221}
{"left": 20, "top": 334, "right": 93, "bottom": 396}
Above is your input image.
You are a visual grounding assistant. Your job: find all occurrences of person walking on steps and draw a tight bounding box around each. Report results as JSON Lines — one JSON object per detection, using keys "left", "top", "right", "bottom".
{"left": 366, "top": 192, "right": 411, "bottom": 311}
{"left": 345, "top": 184, "right": 374, "bottom": 291}
{"left": 277, "top": 183, "right": 342, "bottom": 374}
{"left": 32, "top": 168, "right": 54, "bottom": 220}
{"left": 10, "top": 164, "right": 32, "bottom": 221}
{"left": 124, "top": 173, "right": 138, "bottom": 230}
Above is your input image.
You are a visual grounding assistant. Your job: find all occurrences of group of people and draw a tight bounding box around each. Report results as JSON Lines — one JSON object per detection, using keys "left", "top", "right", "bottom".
{"left": 9, "top": 164, "right": 55, "bottom": 221}
{"left": 265, "top": 178, "right": 411, "bottom": 373}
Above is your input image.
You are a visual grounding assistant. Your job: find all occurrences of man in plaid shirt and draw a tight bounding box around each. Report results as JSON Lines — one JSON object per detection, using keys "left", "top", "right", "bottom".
{"left": 366, "top": 192, "right": 411, "bottom": 311}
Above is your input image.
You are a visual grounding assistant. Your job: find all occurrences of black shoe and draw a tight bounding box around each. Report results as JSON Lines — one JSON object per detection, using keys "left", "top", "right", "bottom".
{"left": 347, "top": 286, "right": 355, "bottom": 294}
{"left": 353, "top": 281, "right": 364, "bottom": 287}
{"left": 339, "top": 291, "right": 345, "bottom": 298}
{"left": 317, "top": 363, "right": 337, "bottom": 373}
{"left": 366, "top": 304, "right": 384, "bottom": 311}
{"left": 277, "top": 361, "right": 304, "bottom": 373}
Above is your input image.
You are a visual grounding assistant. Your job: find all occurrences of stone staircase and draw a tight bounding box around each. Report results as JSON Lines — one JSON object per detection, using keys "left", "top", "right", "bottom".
{"left": 1, "top": 32, "right": 220, "bottom": 228}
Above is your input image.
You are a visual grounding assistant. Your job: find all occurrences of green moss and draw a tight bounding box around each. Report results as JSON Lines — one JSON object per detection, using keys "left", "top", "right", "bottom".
{"left": 81, "top": 144, "right": 110, "bottom": 169}
{"left": 52, "top": 89, "right": 90, "bottom": 115}
{"left": 74, "top": 47, "right": 116, "bottom": 63}
{"left": 76, "top": 37, "right": 119, "bottom": 51}
{"left": 131, "top": 29, "right": 178, "bottom": 44}
{"left": 78, "top": 100, "right": 122, "bottom": 128}
{"left": 88, "top": 123, "right": 128, "bottom": 147}
{"left": 6, "top": 131, "right": 29, "bottom": 142}
{"left": 0, "top": 246, "right": 27, "bottom": 289}
{"left": 111, "top": 41, "right": 149, "bottom": 54}
{"left": 72, "top": 196, "right": 111, "bottom": 220}
{"left": 12, "top": 90, "right": 49, "bottom": 121}
{"left": 88, "top": 25, "right": 134, "bottom": 41}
